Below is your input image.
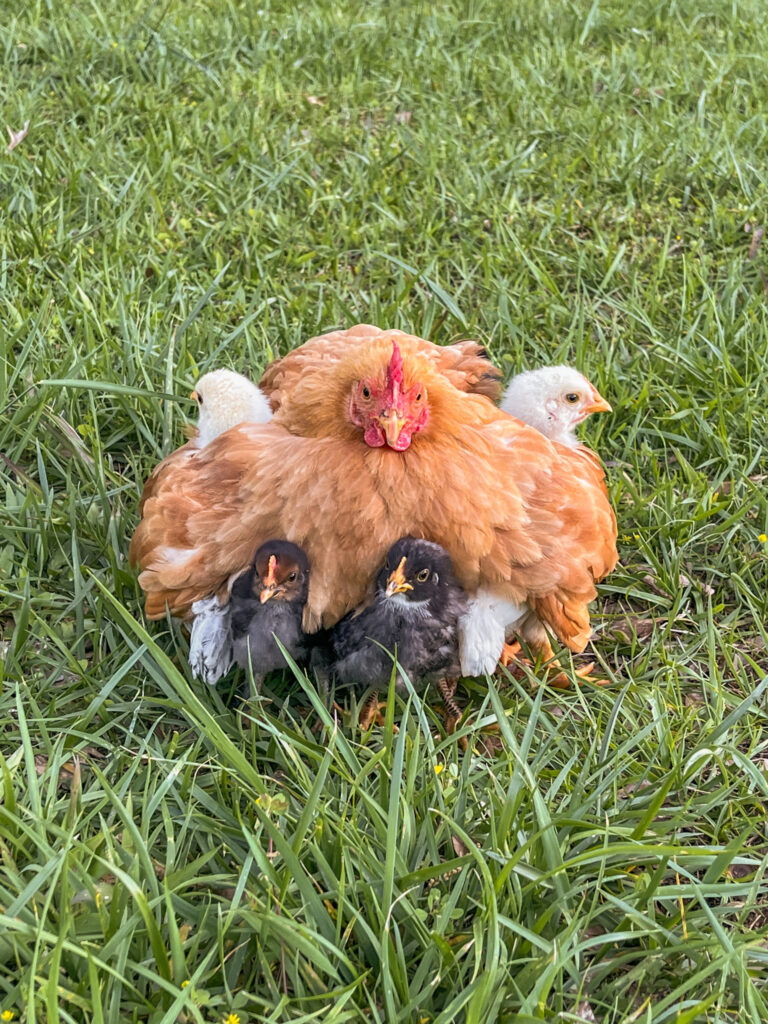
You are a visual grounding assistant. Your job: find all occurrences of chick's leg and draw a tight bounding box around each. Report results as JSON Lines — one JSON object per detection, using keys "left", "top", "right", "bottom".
{"left": 436, "top": 678, "right": 463, "bottom": 736}
{"left": 358, "top": 691, "right": 393, "bottom": 731}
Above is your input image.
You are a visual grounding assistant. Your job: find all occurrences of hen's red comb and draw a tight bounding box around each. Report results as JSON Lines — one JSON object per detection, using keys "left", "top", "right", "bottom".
{"left": 386, "top": 340, "right": 404, "bottom": 393}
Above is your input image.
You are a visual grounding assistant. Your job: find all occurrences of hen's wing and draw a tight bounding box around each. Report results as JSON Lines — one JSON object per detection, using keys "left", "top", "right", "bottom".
{"left": 137, "top": 437, "right": 199, "bottom": 516}
{"left": 130, "top": 422, "right": 289, "bottom": 618}
{"left": 482, "top": 419, "right": 617, "bottom": 650}
{"left": 259, "top": 324, "right": 501, "bottom": 408}
{"left": 433, "top": 339, "right": 501, "bottom": 400}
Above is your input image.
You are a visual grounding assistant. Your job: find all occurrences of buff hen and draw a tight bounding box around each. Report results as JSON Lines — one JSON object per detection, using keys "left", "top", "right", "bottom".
{"left": 130, "top": 327, "right": 617, "bottom": 673}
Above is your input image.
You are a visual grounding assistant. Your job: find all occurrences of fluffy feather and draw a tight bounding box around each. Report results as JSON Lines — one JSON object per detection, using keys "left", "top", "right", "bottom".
{"left": 192, "top": 368, "right": 272, "bottom": 447}
{"left": 130, "top": 331, "right": 617, "bottom": 659}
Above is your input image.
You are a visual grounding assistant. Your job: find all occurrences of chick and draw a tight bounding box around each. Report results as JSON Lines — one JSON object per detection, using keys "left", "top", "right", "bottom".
{"left": 191, "top": 368, "right": 272, "bottom": 447}
{"left": 500, "top": 365, "right": 611, "bottom": 447}
{"left": 321, "top": 538, "right": 468, "bottom": 730}
{"left": 185, "top": 370, "right": 274, "bottom": 683}
{"left": 229, "top": 540, "right": 311, "bottom": 696}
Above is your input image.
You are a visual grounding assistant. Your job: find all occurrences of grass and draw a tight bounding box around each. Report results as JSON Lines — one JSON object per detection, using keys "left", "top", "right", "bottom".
{"left": 2, "top": 0, "right": 768, "bottom": 1019}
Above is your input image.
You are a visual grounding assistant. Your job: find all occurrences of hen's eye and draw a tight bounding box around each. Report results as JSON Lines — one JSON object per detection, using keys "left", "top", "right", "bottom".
{"left": 197, "top": 394, "right": 204, "bottom": 406}
{"left": 565, "top": 393, "right": 579, "bottom": 403}
{"left": 362, "top": 386, "right": 371, "bottom": 399}
{"left": 416, "top": 568, "right": 430, "bottom": 582}
{"left": 288, "top": 572, "right": 297, "bottom": 582}
{"left": 415, "top": 392, "right": 422, "bottom": 401}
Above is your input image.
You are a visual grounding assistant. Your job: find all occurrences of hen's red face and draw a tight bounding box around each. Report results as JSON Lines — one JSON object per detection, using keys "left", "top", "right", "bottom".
{"left": 348, "top": 342, "right": 429, "bottom": 451}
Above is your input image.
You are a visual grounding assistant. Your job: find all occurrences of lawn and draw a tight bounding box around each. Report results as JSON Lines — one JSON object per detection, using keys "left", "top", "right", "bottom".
{"left": 2, "top": 0, "right": 768, "bottom": 1020}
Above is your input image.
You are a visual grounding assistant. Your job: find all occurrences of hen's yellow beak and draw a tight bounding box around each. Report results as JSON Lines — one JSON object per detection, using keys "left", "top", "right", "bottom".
{"left": 378, "top": 409, "right": 405, "bottom": 448}
{"left": 385, "top": 556, "right": 413, "bottom": 597}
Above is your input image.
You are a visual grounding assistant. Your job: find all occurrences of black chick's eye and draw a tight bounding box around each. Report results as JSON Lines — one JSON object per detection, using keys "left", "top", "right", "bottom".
{"left": 288, "top": 572, "right": 297, "bottom": 582}
{"left": 565, "top": 393, "right": 579, "bottom": 403}
{"left": 416, "top": 568, "right": 430, "bottom": 583}
{"left": 362, "top": 385, "right": 371, "bottom": 399}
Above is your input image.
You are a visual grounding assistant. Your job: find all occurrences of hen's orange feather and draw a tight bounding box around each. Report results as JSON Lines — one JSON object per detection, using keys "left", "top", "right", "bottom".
{"left": 130, "top": 331, "right": 617, "bottom": 651}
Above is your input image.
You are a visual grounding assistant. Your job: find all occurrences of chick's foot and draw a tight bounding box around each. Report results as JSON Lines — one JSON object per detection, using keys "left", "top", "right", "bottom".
{"left": 358, "top": 691, "right": 398, "bottom": 731}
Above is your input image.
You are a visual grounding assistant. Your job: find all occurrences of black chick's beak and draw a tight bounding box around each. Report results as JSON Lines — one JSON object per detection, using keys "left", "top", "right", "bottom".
{"left": 385, "top": 556, "right": 413, "bottom": 598}
{"left": 260, "top": 555, "right": 279, "bottom": 603}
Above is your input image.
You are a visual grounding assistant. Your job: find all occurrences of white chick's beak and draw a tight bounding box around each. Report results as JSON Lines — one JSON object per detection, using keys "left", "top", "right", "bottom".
{"left": 581, "top": 387, "right": 612, "bottom": 417}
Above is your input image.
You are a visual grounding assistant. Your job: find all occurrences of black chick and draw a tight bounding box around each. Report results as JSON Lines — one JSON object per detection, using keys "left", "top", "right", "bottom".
{"left": 229, "top": 540, "right": 310, "bottom": 696}
{"left": 321, "top": 537, "right": 468, "bottom": 729}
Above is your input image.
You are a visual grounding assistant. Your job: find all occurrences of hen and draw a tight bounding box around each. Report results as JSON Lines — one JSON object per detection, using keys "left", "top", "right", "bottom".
{"left": 130, "top": 328, "right": 617, "bottom": 674}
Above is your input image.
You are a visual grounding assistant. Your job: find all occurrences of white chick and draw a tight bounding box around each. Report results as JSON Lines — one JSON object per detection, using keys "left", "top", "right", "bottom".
{"left": 186, "top": 368, "right": 272, "bottom": 684}
{"left": 460, "top": 366, "right": 612, "bottom": 677}
{"left": 500, "top": 365, "right": 611, "bottom": 446}
{"left": 191, "top": 368, "right": 272, "bottom": 448}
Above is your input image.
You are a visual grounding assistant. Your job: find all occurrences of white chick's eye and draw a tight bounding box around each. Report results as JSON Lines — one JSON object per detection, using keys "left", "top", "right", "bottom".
{"left": 197, "top": 394, "right": 204, "bottom": 406}
{"left": 565, "top": 393, "right": 579, "bottom": 403}
{"left": 417, "top": 568, "right": 430, "bottom": 582}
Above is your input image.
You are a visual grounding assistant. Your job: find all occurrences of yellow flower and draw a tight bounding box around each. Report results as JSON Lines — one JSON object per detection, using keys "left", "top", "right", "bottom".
{"left": 434, "top": 764, "right": 444, "bottom": 775}
{"left": 2, "top": 1011, "right": 15, "bottom": 1022}
{"left": 224, "top": 1015, "right": 240, "bottom": 1024}
{"left": 759, "top": 534, "right": 767, "bottom": 544}
{"left": 181, "top": 980, "right": 189, "bottom": 989}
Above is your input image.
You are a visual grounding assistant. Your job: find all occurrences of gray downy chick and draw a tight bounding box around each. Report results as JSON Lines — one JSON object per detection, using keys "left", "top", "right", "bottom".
{"left": 323, "top": 537, "right": 468, "bottom": 699}
{"left": 230, "top": 540, "right": 310, "bottom": 696}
